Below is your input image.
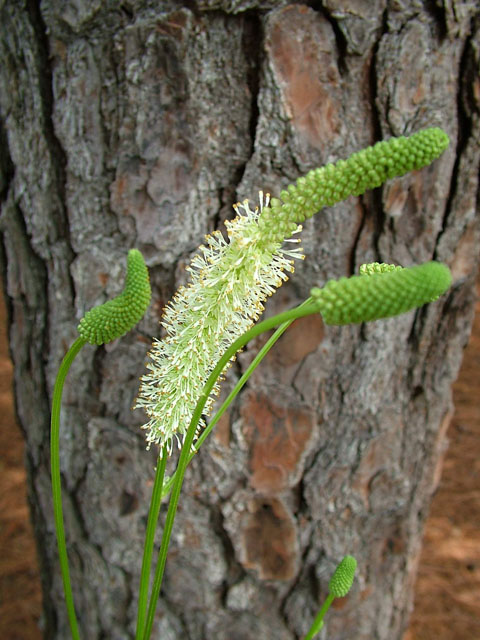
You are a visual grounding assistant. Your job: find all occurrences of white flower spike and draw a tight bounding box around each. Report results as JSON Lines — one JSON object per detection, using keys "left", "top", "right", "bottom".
{"left": 135, "top": 193, "right": 303, "bottom": 451}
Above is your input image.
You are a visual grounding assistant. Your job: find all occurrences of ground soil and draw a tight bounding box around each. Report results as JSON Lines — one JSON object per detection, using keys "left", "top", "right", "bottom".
{"left": 0, "top": 280, "right": 478, "bottom": 640}
{"left": 0, "top": 291, "right": 43, "bottom": 639}
{"left": 404, "top": 277, "right": 480, "bottom": 640}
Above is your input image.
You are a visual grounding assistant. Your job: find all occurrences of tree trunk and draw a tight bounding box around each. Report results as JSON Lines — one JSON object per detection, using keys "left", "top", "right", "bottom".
{"left": 1, "top": 2, "right": 479, "bottom": 639}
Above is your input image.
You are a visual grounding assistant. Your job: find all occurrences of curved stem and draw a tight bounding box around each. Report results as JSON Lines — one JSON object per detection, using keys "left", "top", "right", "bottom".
{"left": 202, "top": 299, "right": 317, "bottom": 405}
{"left": 135, "top": 446, "right": 168, "bottom": 640}
{"left": 143, "top": 298, "right": 317, "bottom": 639}
{"left": 161, "top": 298, "right": 314, "bottom": 499}
{"left": 50, "top": 336, "right": 87, "bottom": 640}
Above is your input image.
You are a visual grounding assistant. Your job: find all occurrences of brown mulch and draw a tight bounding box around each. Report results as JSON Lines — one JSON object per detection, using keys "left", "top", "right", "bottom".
{"left": 405, "top": 277, "right": 480, "bottom": 640}
{"left": 0, "top": 291, "right": 42, "bottom": 638}
{"left": 0, "top": 279, "right": 478, "bottom": 640}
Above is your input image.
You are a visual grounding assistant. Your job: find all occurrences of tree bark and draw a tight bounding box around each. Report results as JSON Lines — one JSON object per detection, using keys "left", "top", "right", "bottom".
{"left": 1, "top": 1, "right": 479, "bottom": 639}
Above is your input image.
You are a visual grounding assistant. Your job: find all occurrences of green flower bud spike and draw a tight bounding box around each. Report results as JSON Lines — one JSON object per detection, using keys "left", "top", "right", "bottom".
{"left": 328, "top": 555, "right": 358, "bottom": 598}
{"left": 311, "top": 261, "right": 452, "bottom": 325}
{"left": 303, "top": 556, "right": 358, "bottom": 640}
{"left": 78, "top": 248, "right": 151, "bottom": 345}
{"left": 51, "top": 249, "right": 151, "bottom": 640}
{"left": 259, "top": 127, "right": 449, "bottom": 239}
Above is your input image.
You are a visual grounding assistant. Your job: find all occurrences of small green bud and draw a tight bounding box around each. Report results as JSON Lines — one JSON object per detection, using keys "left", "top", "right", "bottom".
{"left": 359, "top": 262, "right": 403, "bottom": 275}
{"left": 328, "top": 555, "right": 357, "bottom": 598}
{"left": 78, "top": 249, "right": 151, "bottom": 345}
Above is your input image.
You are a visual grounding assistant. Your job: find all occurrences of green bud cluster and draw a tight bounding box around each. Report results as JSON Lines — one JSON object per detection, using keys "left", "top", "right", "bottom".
{"left": 78, "top": 249, "right": 151, "bottom": 345}
{"left": 311, "top": 261, "right": 452, "bottom": 325}
{"left": 359, "top": 262, "right": 403, "bottom": 275}
{"left": 258, "top": 128, "right": 449, "bottom": 240}
{"left": 328, "top": 555, "right": 357, "bottom": 598}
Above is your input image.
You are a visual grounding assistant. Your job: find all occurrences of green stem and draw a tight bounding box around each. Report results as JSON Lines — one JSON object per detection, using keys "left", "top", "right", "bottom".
{"left": 303, "top": 593, "right": 335, "bottom": 640}
{"left": 135, "top": 446, "right": 168, "bottom": 640}
{"left": 143, "top": 298, "right": 318, "bottom": 639}
{"left": 50, "top": 336, "right": 87, "bottom": 640}
{"left": 199, "top": 299, "right": 317, "bottom": 406}
{"left": 161, "top": 298, "right": 314, "bottom": 499}
{"left": 142, "top": 393, "right": 205, "bottom": 639}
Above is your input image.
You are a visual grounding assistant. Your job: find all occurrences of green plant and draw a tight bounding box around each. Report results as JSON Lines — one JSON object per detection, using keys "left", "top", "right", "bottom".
{"left": 50, "top": 249, "right": 151, "bottom": 640}
{"left": 50, "top": 128, "right": 451, "bottom": 639}
{"left": 304, "top": 556, "right": 358, "bottom": 639}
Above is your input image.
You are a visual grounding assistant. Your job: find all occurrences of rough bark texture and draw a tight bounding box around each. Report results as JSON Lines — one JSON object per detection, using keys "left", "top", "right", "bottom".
{"left": 1, "top": 1, "right": 479, "bottom": 639}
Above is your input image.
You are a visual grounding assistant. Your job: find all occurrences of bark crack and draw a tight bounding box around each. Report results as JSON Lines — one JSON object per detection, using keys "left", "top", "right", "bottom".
{"left": 435, "top": 14, "right": 480, "bottom": 253}
{"left": 422, "top": 0, "right": 448, "bottom": 40}
{"left": 0, "top": 118, "right": 14, "bottom": 206}
{"left": 368, "top": 8, "right": 390, "bottom": 263}
{"left": 279, "top": 476, "right": 321, "bottom": 637}
{"left": 209, "top": 504, "right": 245, "bottom": 603}
{"left": 227, "top": 9, "right": 263, "bottom": 207}
{"left": 0, "top": 119, "right": 15, "bottom": 336}
{"left": 25, "top": 0, "right": 70, "bottom": 245}
{"left": 349, "top": 197, "right": 369, "bottom": 274}
{"left": 242, "top": 11, "right": 262, "bottom": 155}
{"left": 212, "top": 10, "right": 262, "bottom": 230}
{"left": 306, "top": 1, "right": 348, "bottom": 75}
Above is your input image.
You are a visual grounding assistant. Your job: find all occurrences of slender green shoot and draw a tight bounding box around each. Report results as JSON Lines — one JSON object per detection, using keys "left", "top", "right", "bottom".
{"left": 303, "top": 555, "right": 357, "bottom": 639}
{"left": 51, "top": 249, "right": 151, "bottom": 640}
{"left": 303, "top": 594, "right": 333, "bottom": 640}
{"left": 50, "top": 336, "right": 86, "bottom": 640}
{"left": 135, "top": 445, "right": 168, "bottom": 640}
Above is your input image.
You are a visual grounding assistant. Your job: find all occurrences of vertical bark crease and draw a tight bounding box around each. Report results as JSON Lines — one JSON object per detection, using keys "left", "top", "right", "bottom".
{"left": 437, "top": 15, "right": 480, "bottom": 244}
{"left": 422, "top": 0, "right": 449, "bottom": 39}
{"left": 242, "top": 11, "right": 263, "bottom": 153}
{"left": 367, "top": 10, "right": 390, "bottom": 262}
{"left": 307, "top": 1, "right": 349, "bottom": 75}
{"left": 0, "top": 119, "right": 14, "bottom": 205}
{"left": 25, "top": 0, "right": 70, "bottom": 242}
